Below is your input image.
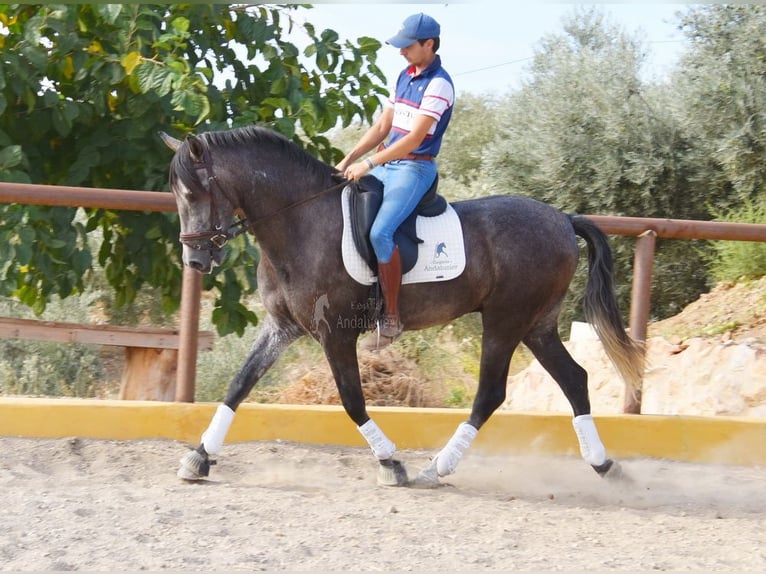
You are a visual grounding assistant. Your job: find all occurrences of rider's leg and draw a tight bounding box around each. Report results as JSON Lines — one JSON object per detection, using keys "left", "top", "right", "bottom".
{"left": 376, "top": 244, "right": 402, "bottom": 340}
{"left": 362, "top": 160, "right": 436, "bottom": 350}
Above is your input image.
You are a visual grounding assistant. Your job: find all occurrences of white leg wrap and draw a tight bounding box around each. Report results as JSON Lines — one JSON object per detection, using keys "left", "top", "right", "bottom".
{"left": 436, "top": 422, "right": 478, "bottom": 477}
{"left": 358, "top": 419, "right": 396, "bottom": 460}
{"left": 572, "top": 414, "right": 607, "bottom": 466}
{"left": 201, "top": 404, "right": 235, "bottom": 455}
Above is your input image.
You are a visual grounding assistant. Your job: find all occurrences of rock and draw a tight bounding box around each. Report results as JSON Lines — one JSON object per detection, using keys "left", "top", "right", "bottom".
{"left": 504, "top": 334, "right": 766, "bottom": 417}
{"left": 505, "top": 278, "right": 766, "bottom": 417}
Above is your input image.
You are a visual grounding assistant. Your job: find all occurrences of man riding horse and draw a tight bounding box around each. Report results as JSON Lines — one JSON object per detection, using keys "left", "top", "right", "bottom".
{"left": 162, "top": 15, "right": 644, "bottom": 488}
{"left": 336, "top": 13, "right": 454, "bottom": 351}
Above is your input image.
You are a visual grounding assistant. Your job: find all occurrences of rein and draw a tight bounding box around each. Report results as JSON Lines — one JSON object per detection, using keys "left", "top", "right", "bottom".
{"left": 179, "top": 139, "right": 348, "bottom": 252}
{"left": 247, "top": 177, "right": 349, "bottom": 230}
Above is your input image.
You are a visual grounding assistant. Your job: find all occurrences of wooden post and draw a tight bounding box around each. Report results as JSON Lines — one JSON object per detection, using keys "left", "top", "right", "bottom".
{"left": 120, "top": 348, "right": 178, "bottom": 401}
{"left": 176, "top": 266, "right": 204, "bottom": 402}
{"left": 624, "top": 229, "right": 657, "bottom": 414}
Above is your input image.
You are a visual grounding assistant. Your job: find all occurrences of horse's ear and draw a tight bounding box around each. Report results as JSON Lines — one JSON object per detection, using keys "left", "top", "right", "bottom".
{"left": 159, "top": 131, "right": 182, "bottom": 151}
{"left": 186, "top": 134, "right": 205, "bottom": 163}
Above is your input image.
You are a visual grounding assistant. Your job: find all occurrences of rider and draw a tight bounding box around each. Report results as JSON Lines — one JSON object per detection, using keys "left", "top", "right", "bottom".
{"left": 336, "top": 12, "right": 455, "bottom": 350}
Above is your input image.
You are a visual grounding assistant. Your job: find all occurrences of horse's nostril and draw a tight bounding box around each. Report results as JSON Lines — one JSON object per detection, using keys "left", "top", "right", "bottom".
{"left": 187, "top": 260, "right": 208, "bottom": 273}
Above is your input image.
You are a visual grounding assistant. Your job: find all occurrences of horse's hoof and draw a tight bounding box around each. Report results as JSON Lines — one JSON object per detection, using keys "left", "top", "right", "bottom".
{"left": 177, "top": 449, "right": 215, "bottom": 481}
{"left": 377, "top": 458, "right": 408, "bottom": 486}
{"left": 410, "top": 466, "right": 442, "bottom": 489}
{"left": 408, "top": 459, "right": 443, "bottom": 489}
{"left": 594, "top": 459, "right": 632, "bottom": 484}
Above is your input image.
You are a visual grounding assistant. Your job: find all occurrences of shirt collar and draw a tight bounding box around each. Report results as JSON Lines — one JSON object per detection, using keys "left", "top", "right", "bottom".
{"left": 406, "top": 55, "right": 441, "bottom": 78}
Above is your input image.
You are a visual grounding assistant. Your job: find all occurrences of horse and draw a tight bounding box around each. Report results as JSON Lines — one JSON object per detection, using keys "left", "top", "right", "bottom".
{"left": 161, "top": 125, "right": 644, "bottom": 487}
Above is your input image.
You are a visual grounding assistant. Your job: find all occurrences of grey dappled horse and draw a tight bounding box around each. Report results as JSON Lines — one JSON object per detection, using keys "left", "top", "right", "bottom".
{"left": 161, "top": 126, "right": 644, "bottom": 487}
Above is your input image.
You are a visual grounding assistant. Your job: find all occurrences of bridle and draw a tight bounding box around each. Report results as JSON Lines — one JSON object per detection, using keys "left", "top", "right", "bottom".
{"left": 178, "top": 138, "right": 349, "bottom": 253}
{"left": 177, "top": 141, "right": 248, "bottom": 252}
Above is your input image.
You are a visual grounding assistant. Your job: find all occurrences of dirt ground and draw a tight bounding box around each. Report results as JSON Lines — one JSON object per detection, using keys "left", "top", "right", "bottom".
{"left": 1, "top": 437, "right": 765, "bottom": 571}
{"left": 648, "top": 277, "right": 766, "bottom": 344}
{"left": 2, "top": 283, "right": 764, "bottom": 571}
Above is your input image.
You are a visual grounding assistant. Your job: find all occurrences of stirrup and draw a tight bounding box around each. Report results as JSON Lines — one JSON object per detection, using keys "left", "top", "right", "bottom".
{"left": 360, "top": 319, "right": 402, "bottom": 351}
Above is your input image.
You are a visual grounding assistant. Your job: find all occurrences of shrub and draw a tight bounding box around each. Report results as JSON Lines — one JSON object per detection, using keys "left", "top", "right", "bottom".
{"left": 705, "top": 200, "right": 766, "bottom": 282}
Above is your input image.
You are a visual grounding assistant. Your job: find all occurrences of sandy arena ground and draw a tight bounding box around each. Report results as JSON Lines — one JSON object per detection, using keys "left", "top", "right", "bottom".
{"left": 1, "top": 436, "right": 765, "bottom": 571}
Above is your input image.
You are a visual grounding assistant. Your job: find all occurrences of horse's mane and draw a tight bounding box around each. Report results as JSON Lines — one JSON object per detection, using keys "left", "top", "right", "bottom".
{"left": 170, "top": 125, "right": 333, "bottom": 189}
{"left": 203, "top": 126, "right": 293, "bottom": 157}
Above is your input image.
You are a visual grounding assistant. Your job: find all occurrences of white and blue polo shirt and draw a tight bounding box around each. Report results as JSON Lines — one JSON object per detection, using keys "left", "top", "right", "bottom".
{"left": 383, "top": 55, "right": 454, "bottom": 157}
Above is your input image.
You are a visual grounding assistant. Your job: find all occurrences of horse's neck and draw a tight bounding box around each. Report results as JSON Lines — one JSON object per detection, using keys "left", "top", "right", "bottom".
{"left": 239, "top": 168, "right": 341, "bottom": 264}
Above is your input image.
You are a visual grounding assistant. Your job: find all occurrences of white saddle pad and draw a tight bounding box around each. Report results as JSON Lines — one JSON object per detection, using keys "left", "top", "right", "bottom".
{"left": 340, "top": 187, "right": 466, "bottom": 285}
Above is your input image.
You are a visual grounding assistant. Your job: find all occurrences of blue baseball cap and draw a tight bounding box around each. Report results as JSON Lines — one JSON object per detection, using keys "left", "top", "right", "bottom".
{"left": 386, "top": 13, "right": 441, "bottom": 49}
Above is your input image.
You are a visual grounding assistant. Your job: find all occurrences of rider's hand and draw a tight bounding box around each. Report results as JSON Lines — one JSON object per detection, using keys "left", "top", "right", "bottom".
{"left": 344, "top": 160, "right": 372, "bottom": 182}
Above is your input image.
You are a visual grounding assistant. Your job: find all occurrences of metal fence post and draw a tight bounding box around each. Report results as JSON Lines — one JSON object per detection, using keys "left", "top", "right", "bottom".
{"left": 175, "top": 266, "right": 203, "bottom": 402}
{"left": 624, "top": 229, "right": 657, "bottom": 414}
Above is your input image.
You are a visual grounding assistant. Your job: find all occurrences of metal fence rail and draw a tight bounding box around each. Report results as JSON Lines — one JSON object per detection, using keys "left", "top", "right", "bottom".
{"left": 2, "top": 181, "right": 765, "bottom": 410}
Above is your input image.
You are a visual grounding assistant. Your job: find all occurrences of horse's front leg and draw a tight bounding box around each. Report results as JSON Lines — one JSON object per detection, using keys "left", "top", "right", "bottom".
{"left": 322, "top": 335, "right": 408, "bottom": 487}
{"left": 177, "top": 316, "right": 303, "bottom": 480}
{"left": 414, "top": 325, "right": 516, "bottom": 487}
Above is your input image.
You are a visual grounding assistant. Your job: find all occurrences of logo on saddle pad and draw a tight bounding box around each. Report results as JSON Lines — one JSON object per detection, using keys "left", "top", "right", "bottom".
{"left": 340, "top": 187, "right": 466, "bottom": 286}
{"left": 424, "top": 241, "right": 461, "bottom": 275}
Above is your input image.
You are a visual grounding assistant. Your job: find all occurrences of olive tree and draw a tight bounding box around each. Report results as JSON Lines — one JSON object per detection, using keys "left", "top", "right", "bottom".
{"left": 478, "top": 8, "right": 713, "bottom": 324}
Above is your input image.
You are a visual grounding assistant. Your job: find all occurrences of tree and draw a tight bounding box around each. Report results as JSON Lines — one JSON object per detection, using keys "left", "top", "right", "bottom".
{"left": 436, "top": 93, "right": 503, "bottom": 198}
{"left": 479, "top": 8, "right": 711, "bottom": 325}
{"left": 672, "top": 4, "right": 766, "bottom": 210}
{"left": 0, "top": 4, "right": 386, "bottom": 335}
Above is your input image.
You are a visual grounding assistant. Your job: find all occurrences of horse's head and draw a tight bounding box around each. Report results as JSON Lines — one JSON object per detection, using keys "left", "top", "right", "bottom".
{"left": 161, "top": 132, "right": 244, "bottom": 273}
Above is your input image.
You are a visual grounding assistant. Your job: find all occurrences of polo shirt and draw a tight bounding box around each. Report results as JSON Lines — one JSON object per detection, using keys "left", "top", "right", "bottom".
{"left": 383, "top": 55, "right": 454, "bottom": 157}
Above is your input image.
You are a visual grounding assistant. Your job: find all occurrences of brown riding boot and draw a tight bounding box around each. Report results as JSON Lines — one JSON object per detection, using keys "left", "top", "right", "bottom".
{"left": 360, "top": 246, "right": 403, "bottom": 351}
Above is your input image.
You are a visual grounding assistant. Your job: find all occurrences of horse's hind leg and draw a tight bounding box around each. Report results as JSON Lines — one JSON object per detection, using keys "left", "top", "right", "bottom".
{"left": 177, "top": 315, "right": 302, "bottom": 481}
{"left": 523, "top": 322, "right": 622, "bottom": 479}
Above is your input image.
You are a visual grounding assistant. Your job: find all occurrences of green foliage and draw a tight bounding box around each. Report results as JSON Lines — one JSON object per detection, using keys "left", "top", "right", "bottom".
{"left": 705, "top": 200, "right": 766, "bottom": 282}
{"left": 484, "top": 8, "right": 689, "bottom": 218}
{"left": 194, "top": 298, "right": 325, "bottom": 402}
{"left": 475, "top": 6, "right": 747, "bottom": 323}
{"left": 3, "top": 2, "right": 766, "bottom": 402}
{"left": 0, "top": 340, "right": 104, "bottom": 397}
{"left": 444, "top": 383, "right": 473, "bottom": 409}
{"left": 1, "top": 205, "right": 92, "bottom": 313}
{"left": 437, "top": 94, "right": 503, "bottom": 192}
{"left": 674, "top": 4, "right": 766, "bottom": 208}
{"left": 0, "top": 4, "right": 386, "bottom": 335}
{"left": 394, "top": 316, "right": 481, "bottom": 406}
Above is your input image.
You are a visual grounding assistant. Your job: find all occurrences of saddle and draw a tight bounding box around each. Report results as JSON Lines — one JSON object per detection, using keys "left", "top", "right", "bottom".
{"left": 348, "top": 174, "right": 448, "bottom": 274}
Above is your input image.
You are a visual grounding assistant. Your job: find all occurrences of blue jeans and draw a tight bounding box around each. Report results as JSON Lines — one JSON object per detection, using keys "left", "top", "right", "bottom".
{"left": 368, "top": 159, "right": 438, "bottom": 263}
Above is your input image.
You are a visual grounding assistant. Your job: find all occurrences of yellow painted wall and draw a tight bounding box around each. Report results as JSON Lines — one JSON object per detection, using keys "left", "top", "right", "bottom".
{"left": 1, "top": 397, "right": 764, "bottom": 466}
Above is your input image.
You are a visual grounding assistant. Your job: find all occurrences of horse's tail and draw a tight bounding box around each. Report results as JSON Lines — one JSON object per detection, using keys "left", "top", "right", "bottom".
{"left": 569, "top": 214, "right": 645, "bottom": 401}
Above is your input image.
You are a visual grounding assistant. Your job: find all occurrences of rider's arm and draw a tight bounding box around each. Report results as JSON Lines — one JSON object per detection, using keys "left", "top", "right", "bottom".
{"left": 340, "top": 113, "right": 437, "bottom": 181}
{"left": 335, "top": 108, "right": 394, "bottom": 172}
